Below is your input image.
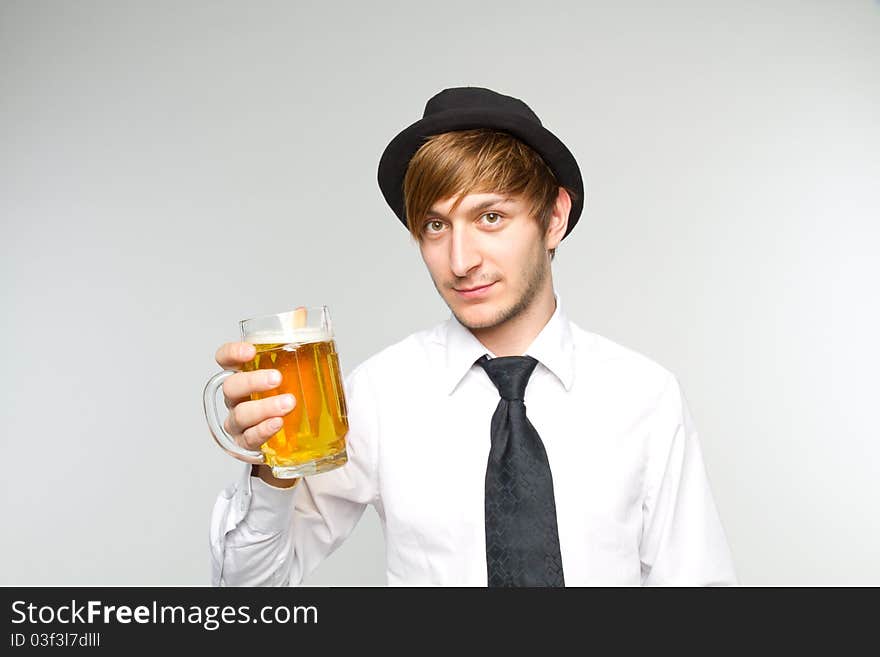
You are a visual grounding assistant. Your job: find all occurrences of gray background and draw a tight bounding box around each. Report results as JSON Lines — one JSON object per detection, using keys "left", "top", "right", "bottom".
{"left": 2, "top": 0, "right": 878, "bottom": 585}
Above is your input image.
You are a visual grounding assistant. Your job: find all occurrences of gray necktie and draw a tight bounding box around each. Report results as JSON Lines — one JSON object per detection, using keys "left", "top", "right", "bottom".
{"left": 477, "top": 354, "right": 565, "bottom": 587}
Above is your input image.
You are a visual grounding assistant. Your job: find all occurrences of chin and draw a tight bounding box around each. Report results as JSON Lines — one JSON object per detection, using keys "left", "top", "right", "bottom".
{"left": 451, "top": 301, "right": 502, "bottom": 330}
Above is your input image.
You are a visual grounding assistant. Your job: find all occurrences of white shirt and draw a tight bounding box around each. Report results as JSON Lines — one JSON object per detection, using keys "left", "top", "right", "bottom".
{"left": 209, "top": 292, "right": 737, "bottom": 586}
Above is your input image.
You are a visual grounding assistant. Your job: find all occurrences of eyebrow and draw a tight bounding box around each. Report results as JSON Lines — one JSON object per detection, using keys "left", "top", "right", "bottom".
{"left": 427, "top": 196, "right": 516, "bottom": 219}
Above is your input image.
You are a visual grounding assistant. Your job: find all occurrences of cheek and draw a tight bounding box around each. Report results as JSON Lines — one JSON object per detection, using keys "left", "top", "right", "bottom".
{"left": 500, "top": 244, "right": 535, "bottom": 275}
{"left": 418, "top": 243, "right": 436, "bottom": 265}
{"left": 420, "top": 249, "right": 446, "bottom": 280}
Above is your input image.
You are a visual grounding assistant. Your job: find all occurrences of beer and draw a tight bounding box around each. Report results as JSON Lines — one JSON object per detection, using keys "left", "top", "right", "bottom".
{"left": 204, "top": 305, "right": 349, "bottom": 478}
{"left": 243, "top": 331, "right": 349, "bottom": 475}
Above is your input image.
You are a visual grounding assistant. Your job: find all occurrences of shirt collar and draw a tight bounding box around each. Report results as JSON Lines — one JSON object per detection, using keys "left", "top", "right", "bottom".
{"left": 442, "top": 290, "right": 575, "bottom": 395}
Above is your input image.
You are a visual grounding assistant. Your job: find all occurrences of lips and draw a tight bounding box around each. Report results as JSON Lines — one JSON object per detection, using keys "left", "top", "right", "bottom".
{"left": 456, "top": 283, "right": 493, "bottom": 292}
{"left": 454, "top": 281, "right": 496, "bottom": 299}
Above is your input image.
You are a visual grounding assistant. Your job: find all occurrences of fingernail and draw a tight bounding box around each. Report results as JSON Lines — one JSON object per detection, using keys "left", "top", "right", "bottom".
{"left": 269, "top": 417, "right": 283, "bottom": 431}
{"left": 266, "top": 370, "right": 281, "bottom": 385}
{"left": 279, "top": 394, "right": 295, "bottom": 411}
{"left": 241, "top": 344, "right": 255, "bottom": 359}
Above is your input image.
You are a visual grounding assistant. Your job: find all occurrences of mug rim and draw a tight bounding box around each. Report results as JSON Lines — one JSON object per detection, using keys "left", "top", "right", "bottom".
{"left": 238, "top": 304, "right": 329, "bottom": 327}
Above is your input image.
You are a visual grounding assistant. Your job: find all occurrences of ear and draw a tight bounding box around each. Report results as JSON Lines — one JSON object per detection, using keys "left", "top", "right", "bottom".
{"left": 544, "top": 187, "right": 571, "bottom": 250}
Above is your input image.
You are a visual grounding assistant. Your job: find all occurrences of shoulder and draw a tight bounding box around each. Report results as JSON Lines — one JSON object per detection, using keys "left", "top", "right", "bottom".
{"left": 343, "top": 320, "right": 445, "bottom": 389}
{"left": 568, "top": 321, "right": 679, "bottom": 403}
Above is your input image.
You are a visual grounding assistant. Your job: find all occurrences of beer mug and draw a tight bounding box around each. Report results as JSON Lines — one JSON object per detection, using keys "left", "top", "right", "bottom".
{"left": 203, "top": 305, "right": 349, "bottom": 478}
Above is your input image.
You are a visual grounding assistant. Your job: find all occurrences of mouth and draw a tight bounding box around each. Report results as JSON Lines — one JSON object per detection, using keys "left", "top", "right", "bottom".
{"left": 454, "top": 282, "right": 496, "bottom": 299}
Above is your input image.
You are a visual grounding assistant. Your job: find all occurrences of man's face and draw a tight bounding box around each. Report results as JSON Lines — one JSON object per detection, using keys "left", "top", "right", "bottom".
{"left": 417, "top": 191, "right": 551, "bottom": 331}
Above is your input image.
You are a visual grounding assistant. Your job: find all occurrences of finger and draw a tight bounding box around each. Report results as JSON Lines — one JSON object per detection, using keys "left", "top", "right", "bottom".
{"left": 215, "top": 341, "right": 257, "bottom": 370}
{"left": 238, "top": 416, "right": 286, "bottom": 452}
{"left": 224, "top": 394, "right": 296, "bottom": 436}
{"left": 223, "top": 369, "right": 283, "bottom": 408}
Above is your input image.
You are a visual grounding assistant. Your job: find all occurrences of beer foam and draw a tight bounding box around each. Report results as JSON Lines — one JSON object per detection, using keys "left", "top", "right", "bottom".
{"left": 244, "top": 326, "right": 331, "bottom": 345}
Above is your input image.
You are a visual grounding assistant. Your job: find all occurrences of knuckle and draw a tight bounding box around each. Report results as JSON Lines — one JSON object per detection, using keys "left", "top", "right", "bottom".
{"left": 252, "top": 370, "right": 269, "bottom": 389}
{"left": 215, "top": 342, "right": 253, "bottom": 368}
{"left": 264, "top": 417, "right": 282, "bottom": 437}
{"left": 241, "top": 426, "right": 262, "bottom": 451}
{"left": 224, "top": 372, "right": 246, "bottom": 399}
{"left": 215, "top": 342, "right": 233, "bottom": 366}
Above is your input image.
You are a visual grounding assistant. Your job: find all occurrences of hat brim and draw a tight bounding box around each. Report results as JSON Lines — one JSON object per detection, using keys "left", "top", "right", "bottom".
{"left": 377, "top": 107, "right": 584, "bottom": 239}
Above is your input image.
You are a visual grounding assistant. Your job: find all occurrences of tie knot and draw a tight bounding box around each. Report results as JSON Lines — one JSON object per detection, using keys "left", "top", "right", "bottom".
{"left": 477, "top": 355, "right": 539, "bottom": 401}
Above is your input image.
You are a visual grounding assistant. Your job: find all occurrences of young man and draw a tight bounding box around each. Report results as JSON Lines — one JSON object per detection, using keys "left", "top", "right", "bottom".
{"left": 209, "top": 87, "right": 737, "bottom": 586}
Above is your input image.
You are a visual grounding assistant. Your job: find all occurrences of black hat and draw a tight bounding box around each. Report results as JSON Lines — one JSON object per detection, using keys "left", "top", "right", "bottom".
{"left": 377, "top": 86, "right": 584, "bottom": 239}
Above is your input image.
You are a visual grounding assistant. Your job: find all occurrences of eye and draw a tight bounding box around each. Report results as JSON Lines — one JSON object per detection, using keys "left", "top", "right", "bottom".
{"left": 481, "top": 212, "right": 502, "bottom": 225}
{"left": 423, "top": 220, "right": 445, "bottom": 234}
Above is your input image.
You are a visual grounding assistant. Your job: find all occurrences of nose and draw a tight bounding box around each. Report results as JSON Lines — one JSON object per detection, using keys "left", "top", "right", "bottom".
{"left": 449, "top": 226, "right": 481, "bottom": 278}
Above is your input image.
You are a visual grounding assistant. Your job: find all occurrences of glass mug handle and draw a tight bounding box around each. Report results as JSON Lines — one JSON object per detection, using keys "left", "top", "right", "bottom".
{"left": 202, "top": 370, "right": 266, "bottom": 464}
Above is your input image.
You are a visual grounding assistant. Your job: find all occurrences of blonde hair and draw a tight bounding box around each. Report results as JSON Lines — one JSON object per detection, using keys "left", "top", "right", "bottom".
{"left": 403, "top": 129, "right": 577, "bottom": 260}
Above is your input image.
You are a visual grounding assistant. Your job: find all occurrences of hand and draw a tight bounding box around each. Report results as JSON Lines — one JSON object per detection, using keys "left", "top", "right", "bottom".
{"left": 213, "top": 341, "right": 296, "bottom": 458}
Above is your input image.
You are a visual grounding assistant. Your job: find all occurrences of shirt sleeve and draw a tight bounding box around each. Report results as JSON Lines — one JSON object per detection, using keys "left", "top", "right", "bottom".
{"left": 208, "top": 363, "right": 380, "bottom": 586}
{"left": 639, "top": 375, "right": 738, "bottom": 586}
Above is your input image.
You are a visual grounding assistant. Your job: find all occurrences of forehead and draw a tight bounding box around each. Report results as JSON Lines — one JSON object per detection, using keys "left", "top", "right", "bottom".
{"left": 428, "top": 192, "right": 523, "bottom": 217}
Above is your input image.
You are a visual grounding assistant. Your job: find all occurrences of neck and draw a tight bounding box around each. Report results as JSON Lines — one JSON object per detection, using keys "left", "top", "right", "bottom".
{"left": 471, "top": 285, "right": 557, "bottom": 357}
